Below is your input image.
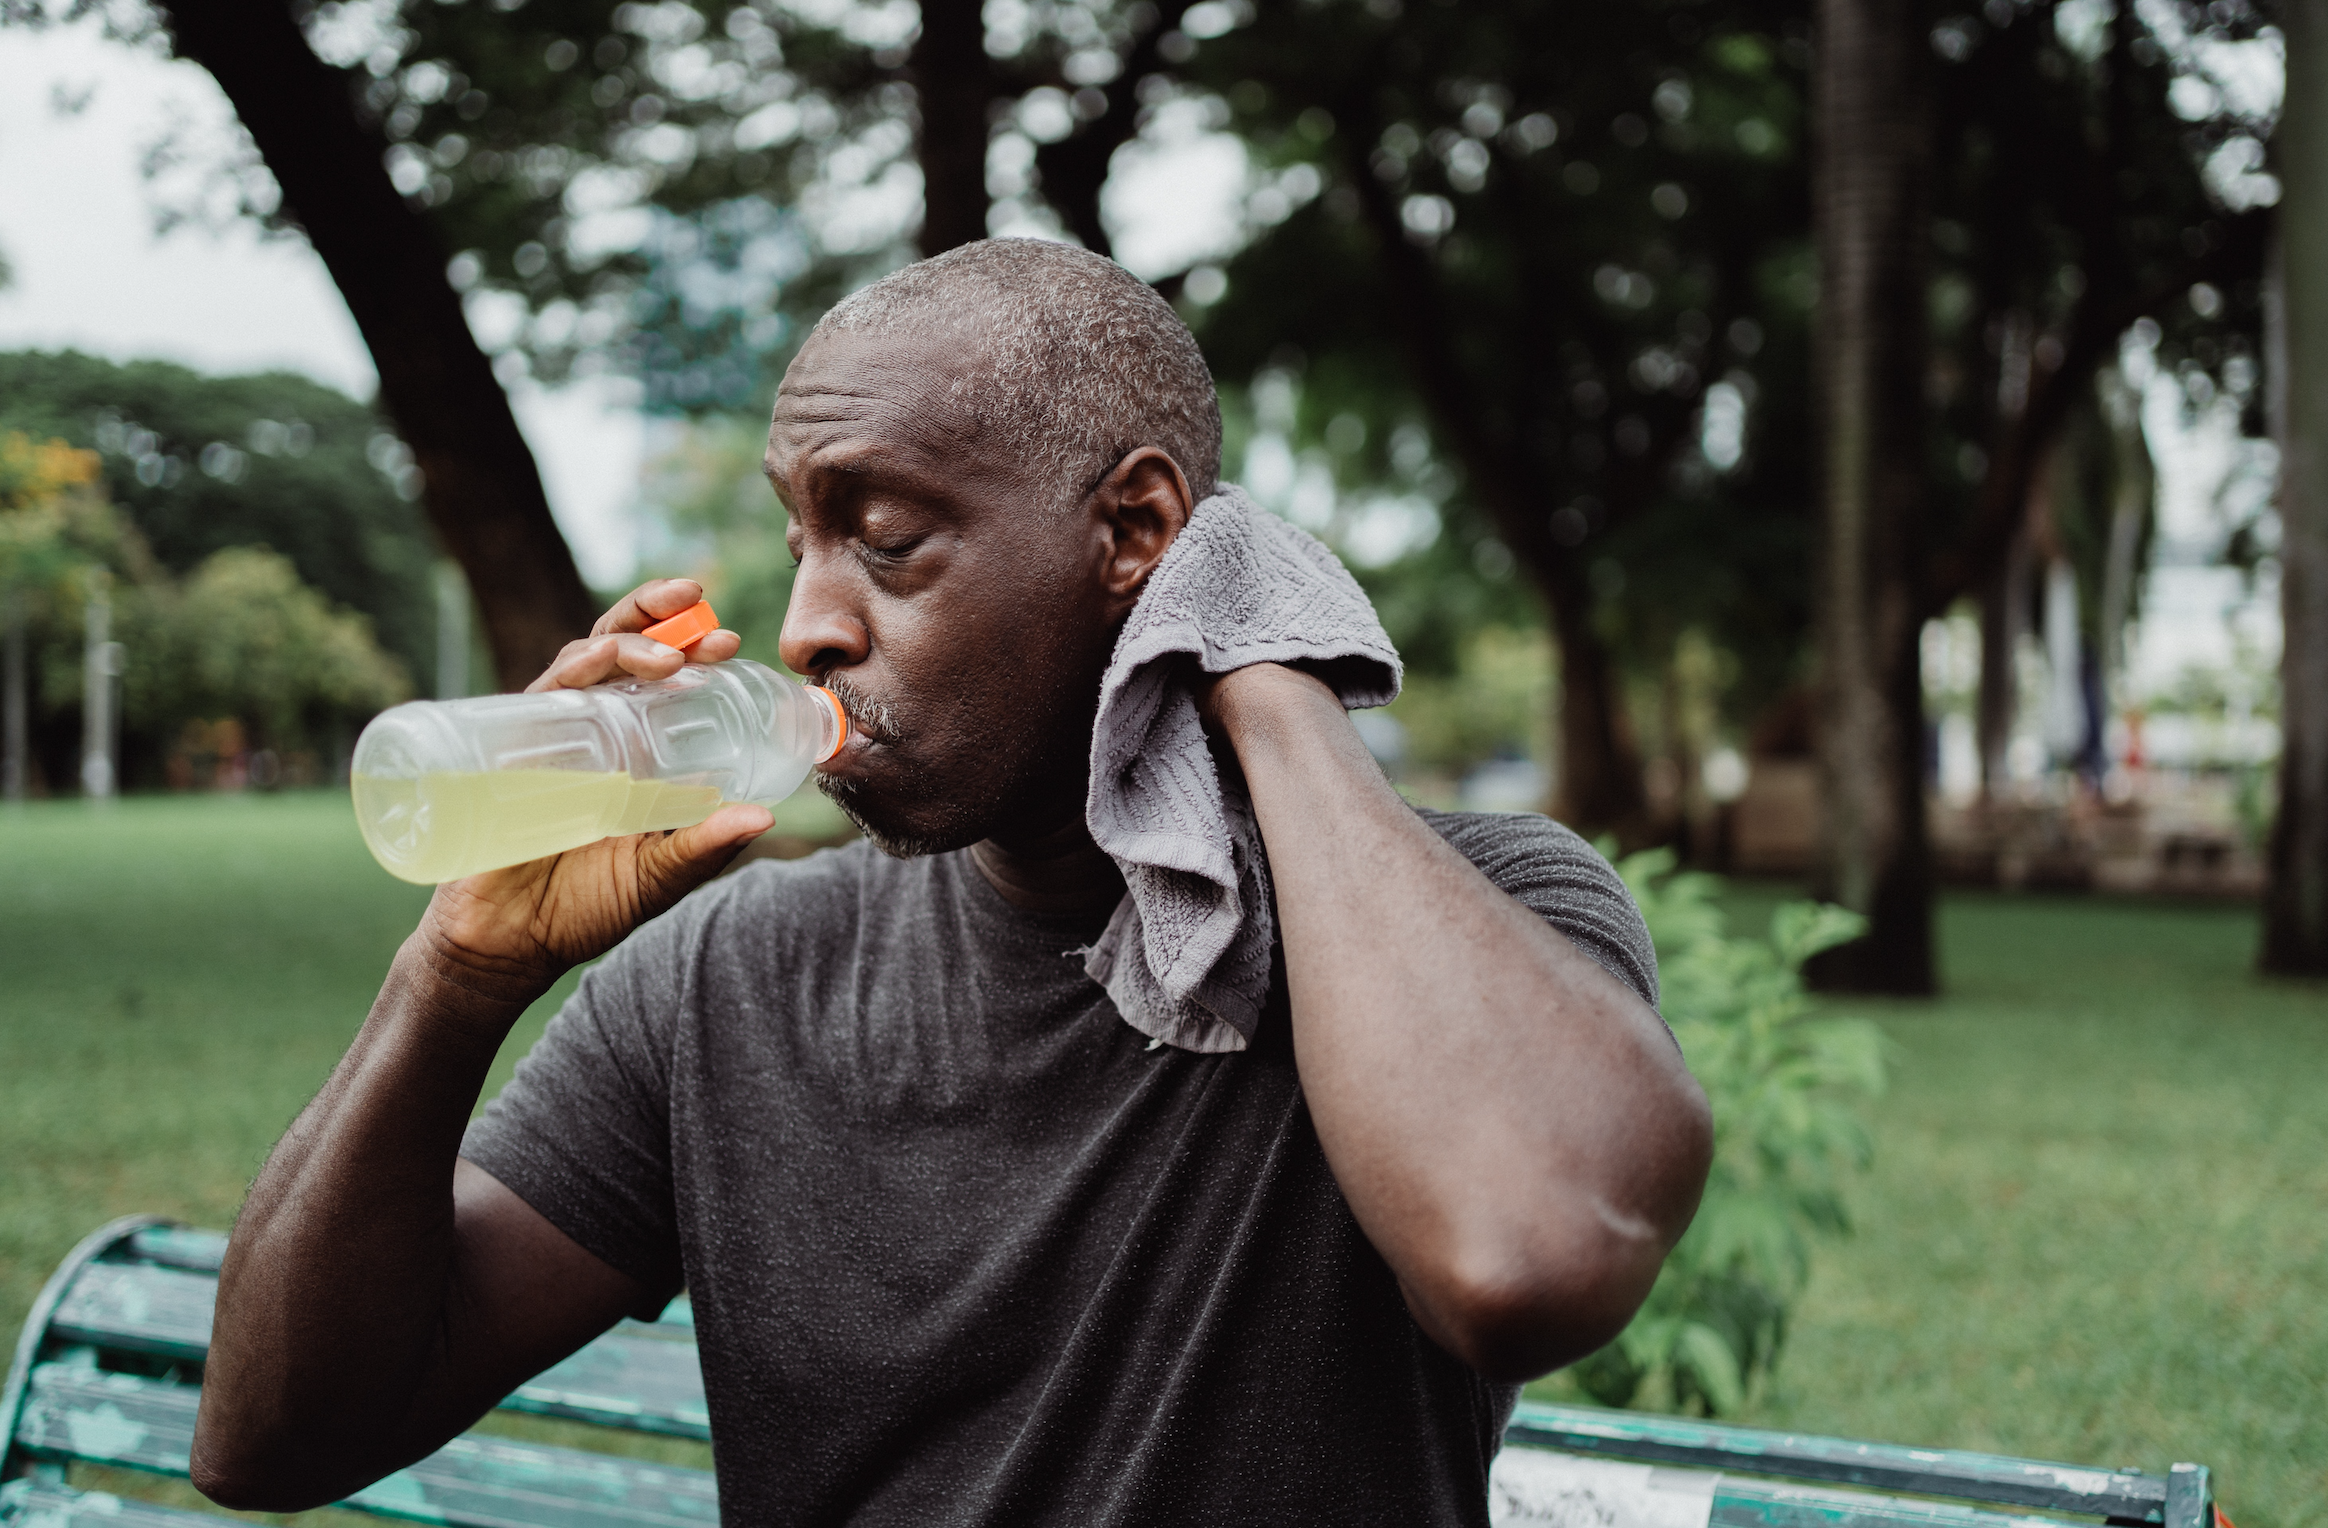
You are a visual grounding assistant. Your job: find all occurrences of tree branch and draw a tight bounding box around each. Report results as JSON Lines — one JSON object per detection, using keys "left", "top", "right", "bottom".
{"left": 1926, "top": 212, "right": 2267, "bottom": 617}
{"left": 158, "top": 0, "right": 599, "bottom": 690}
{"left": 912, "top": 0, "right": 993, "bottom": 255}
{"left": 1031, "top": 3, "right": 1194, "bottom": 257}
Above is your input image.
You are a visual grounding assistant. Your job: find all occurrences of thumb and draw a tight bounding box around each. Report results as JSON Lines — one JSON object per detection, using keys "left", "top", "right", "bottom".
{"left": 639, "top": 802, "right": 776, "bottom": 894}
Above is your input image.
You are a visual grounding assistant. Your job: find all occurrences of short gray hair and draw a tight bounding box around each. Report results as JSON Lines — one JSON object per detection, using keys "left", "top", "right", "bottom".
{"left": 810, "top": 238, "right": 1222, "bottom": 508}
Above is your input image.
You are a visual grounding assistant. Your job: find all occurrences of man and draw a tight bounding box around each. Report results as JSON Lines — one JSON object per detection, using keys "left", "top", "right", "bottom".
{"left": 192, "top": 239, "right": 1710, "bottom": 1525}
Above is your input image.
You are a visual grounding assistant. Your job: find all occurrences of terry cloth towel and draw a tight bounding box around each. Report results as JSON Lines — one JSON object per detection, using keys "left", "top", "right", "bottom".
{"left": 1083, "top": 483, "right": 1402, "bottom": 1053}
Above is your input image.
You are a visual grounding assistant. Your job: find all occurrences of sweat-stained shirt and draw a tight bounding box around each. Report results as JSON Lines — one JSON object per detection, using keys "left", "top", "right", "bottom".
{"left": 460, "top": 807, "right": 1660, "bottom": 1527}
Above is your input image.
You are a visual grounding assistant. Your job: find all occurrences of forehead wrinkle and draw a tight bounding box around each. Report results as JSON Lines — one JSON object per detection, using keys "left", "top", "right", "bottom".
{"left": 768, "top": 350, "right": 995, "bottom": 501}
{"left": 778, "top": 341, "right": 988, "bottom": 430}
{"left": 769, "top": 433, "right": 970, "bottom": 520}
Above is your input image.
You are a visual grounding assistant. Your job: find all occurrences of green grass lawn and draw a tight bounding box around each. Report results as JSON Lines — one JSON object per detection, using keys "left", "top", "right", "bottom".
{"left": 4, "top": 794, "right": 2323, "bottom": 1523}
{"left": 1719, "top": 891, "right": 2328, "bottom": 1524}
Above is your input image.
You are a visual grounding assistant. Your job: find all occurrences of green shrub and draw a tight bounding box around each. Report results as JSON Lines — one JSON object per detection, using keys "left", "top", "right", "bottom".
{"left": 1381, "top": 624, "right": 1554, "bottom": 777}
{"left": 1568, "top": 851, "right": 1888, "bottom": 1414}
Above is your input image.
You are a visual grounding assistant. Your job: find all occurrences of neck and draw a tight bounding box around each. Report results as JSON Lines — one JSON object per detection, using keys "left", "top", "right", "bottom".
{"left": 970, "top": 813, "right": 1125, "bottom": 917}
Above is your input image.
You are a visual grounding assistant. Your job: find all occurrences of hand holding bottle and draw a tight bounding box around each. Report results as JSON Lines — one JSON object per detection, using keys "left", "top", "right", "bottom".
{"left": 368, "top": 580, "right": 835, "bottom": 993}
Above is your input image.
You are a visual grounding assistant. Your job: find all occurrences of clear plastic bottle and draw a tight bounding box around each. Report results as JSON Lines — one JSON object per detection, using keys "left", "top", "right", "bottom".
{"left": 352, "top": 658, "right": 846, "bottom": 885}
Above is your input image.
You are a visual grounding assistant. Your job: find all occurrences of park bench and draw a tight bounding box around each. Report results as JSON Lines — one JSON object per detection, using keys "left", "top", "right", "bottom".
{"left": 4, "top": 1216, "right": 2224, "bottom": 1528}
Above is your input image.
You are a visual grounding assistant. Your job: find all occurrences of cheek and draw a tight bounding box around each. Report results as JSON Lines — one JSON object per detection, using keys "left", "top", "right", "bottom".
{"left": 895, "top": 541, "right": 1096, "bottom": 677}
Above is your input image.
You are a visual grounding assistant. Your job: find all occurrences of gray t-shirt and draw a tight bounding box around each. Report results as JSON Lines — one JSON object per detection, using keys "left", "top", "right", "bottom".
{"left": 462, "top": 807, "right": 1657, "bottom": 1527}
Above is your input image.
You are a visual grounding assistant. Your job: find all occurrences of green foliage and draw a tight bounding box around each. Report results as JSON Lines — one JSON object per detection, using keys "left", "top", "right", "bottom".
{"left": 3, "top": 442, "right": 409, "bottom": 786}
{"left": 1188, "top": 0, "right": 1822, "bottom": 732}
{"left": 117, "top": 549, "right": 414, "bottom": 758}
{"left": 0, "top": 435, "right": 155, "bottom": 595}
{"left": 1570, "top": 851, "right": 1887, "bottom": 1414}
{"left": 1384, "top": 625, "right": 1553, "bottom": 778}
{"left": 0, "top": 351, "right": 438, "bottom": 690}
{"left": 1178, "top": 0, "right": 2267, "bottom": 745}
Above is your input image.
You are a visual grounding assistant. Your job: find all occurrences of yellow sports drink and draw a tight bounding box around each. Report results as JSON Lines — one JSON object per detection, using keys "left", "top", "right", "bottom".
{"left": 351, "top": 610, "right": 846, "bottom": 884}
{"left": 351, "top": 770, "right": 730, "bottom": 885}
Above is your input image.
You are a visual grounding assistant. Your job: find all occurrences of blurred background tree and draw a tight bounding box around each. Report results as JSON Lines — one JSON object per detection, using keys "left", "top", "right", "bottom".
{"left": 3, "top": 0, "right": 1192, "bottom": 681}
{"left": 1183, "top": 0, "right": 1817, "bottom": 843}
{"left": 2265, "top": 0, "right": 2327, "bottom": 975}
{"left": 1, "top": 0, "right": 2302, "bottom": 977}
{"left": 110, "top": 546, "right": 413, "bottom": 776}
{"left": 0, "top": 351, "right": 437, "bottom": 686}
{"left": 1168, "top": 0, "right": 2268, "bottom": 984}
{"left": 0, "top": 431, "right": 408, "bottom": 794}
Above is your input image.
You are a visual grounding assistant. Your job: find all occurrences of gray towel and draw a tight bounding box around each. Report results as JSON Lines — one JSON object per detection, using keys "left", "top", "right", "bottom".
{"left": 1082, "top": 484, "right": 1402, "bottom": 1053}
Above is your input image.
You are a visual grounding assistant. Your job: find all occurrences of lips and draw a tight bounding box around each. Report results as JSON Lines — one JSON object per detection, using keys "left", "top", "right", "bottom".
{"left": 819, "top": 674, "right": 900, "bottom": 746}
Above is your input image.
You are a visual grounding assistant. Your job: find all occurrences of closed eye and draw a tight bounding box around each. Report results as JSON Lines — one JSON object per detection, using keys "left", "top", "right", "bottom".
{"left": 859, "top": 536, "right": 924, "bottom": 566}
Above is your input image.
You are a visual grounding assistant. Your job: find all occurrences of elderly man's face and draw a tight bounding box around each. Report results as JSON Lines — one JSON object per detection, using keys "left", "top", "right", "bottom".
{"left": 768, "top": 329, "right": 1122, "bottom": 855}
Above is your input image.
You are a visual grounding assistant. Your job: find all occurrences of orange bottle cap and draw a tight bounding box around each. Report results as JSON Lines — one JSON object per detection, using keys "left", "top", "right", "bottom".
{"left": 642, "top": 599, "right": 720, "bottom": 651}
{"left": 809, "top": 685, "right": 849, "bottom": 762}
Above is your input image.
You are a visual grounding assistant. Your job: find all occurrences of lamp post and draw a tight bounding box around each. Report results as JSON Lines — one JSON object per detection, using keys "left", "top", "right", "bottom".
{"left": 81, "top": 575, "right": 123, "bottom": 801}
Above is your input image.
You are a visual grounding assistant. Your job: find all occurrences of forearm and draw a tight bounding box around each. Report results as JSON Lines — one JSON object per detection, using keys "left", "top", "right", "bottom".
{"left": 1218, "top": 671, "right": 1710, "bottom": 1378}
{"left": 195, "top": 930, "right": 548, "bottom": 1501}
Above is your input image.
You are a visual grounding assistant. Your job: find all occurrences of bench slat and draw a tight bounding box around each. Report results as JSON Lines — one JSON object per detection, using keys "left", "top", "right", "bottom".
{"left": 0, "top": 1479, "right": 236, "bottom": 1528}
{"left": 344, "top": 1436, "right": 718, "bottom": 1528}
{"left": 63, "top": 1246, "right": 695, "bottom": 1345}
{"left": 15, "top": 1366, "right": 199, "bottom": 1477}
{"left": 1507, "top": 1402, "right": 2167, "bottom": 1523}
{"left": 1492, "top": 1449, "right": 2092, "bottom": 1528}
{"left": 1716, "top": 1475, "right": 2088, "bottom": 1528}
{"left": 13, "top": 1366, "right": 718, "bottom": 1528}
{"left": 502, "top": 1330, "right": 712, "bottom": 1440}
{"left": 47, "top": 1265, "right": 216, "bottom": 1364}
{"left": 121, "top": 1229, "right": 227, "bottom": 1276}
{"left": 35, "top": 1262, "right": 710, "bottom": 1438}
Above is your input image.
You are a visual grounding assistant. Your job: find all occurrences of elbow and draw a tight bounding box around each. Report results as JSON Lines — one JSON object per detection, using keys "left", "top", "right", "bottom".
{"left": 189, "top": 1451, "right": 284, "bottom": 1515}
{"left": 1413, "top": 1083, "right": 1716, "bottom": 1384}
{"left": 1405, "top": 1230, "right": 1666, "bottom": 1384}
{"left": 191, "top": 1405, "right": 352, "bottom": 1514}
{"left": 189, "top": 1459, "right": 280, "bottom": 1516}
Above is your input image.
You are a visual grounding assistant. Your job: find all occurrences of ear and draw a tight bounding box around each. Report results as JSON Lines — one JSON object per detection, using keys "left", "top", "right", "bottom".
{"left": 1090, "top": 447, "right": 1196, "bottom": 610}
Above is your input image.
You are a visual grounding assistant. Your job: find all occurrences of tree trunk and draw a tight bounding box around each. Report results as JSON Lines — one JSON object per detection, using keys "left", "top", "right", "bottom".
{"left": 159, "top": 0, "right": 599, "bottom": 693}
{"left": 1544, "top": 563, "right": 1651, "bottom": 840}
{"left": 1808, "top": 0, "right": 1936, "bottom": 993}
{"left": 913, "top": 0, "right": 993, "bottom": 255}
{"left": 1329, "top": 139, "right": 1647, "bottom": 840}
{"left": 2263, "top": 0, "right": 2328, "bottom": 975}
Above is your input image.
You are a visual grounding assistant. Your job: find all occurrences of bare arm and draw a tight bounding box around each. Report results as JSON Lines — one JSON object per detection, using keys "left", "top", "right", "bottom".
{"left": 193, "top": 580, "right": 773, "bottom": 1511}
{"left": 1206, "top": 663, "right": 1711, "bottom": 1382}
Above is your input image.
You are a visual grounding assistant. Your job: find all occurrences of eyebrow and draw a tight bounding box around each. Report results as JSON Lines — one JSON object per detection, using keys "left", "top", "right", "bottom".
{"left": 773, "top": 441, "right": 968, "bottom": 522}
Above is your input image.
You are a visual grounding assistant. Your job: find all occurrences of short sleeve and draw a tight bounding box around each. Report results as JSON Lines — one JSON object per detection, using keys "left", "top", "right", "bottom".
{"left": 1418, "top": 809, "right": 1660, "bottom": 1010}
{"left": 461, "top": 928, "right": 692, "bottom": 1314}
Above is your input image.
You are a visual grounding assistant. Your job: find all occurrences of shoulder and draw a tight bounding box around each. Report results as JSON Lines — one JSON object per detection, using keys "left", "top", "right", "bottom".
{"left": 1413, "top": 808, "right": 1658, "bottom": 1009}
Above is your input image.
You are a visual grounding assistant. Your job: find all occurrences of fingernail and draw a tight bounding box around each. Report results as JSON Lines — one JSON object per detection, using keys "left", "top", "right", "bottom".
{"left": 650, "top": 641, "right": 679, "bottom": 657}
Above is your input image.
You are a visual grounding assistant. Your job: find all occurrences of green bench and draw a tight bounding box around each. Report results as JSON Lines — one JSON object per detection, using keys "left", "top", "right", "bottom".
{"left": 3, "top": 1216, "right": 2224, "bottom": 1528}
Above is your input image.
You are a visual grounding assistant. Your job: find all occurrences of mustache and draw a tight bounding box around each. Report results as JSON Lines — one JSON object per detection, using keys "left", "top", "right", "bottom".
{"left": 821, "top": 672, "right": 903, "bottom": 744}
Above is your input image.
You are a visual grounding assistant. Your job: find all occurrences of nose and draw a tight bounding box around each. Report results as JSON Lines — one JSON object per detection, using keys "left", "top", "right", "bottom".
{"left": 779, "top": 551, "right": 870, "bottom": 679}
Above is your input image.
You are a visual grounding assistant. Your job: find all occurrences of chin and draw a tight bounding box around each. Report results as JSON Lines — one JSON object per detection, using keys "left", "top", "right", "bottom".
{"left": 816, "top": 772, "right": 987, "bottom": 859}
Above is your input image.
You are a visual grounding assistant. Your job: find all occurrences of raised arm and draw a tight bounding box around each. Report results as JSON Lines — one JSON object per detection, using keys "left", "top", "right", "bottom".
{"left": 1205, "top": 663, "right": 1712, "bottom": 1383}
{"left": 192, "top": 580, "right": 773, "bottom": 1511}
